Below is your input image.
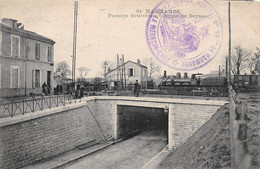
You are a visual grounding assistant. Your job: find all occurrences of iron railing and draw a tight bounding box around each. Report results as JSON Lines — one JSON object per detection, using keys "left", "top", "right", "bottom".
{"left": 0, "top": 94, "right": 80, "bottom": 119}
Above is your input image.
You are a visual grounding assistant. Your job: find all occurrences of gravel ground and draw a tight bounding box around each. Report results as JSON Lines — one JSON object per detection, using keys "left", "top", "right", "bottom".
{"left": 63, "top": 131, "right": 167, "bottom": 169}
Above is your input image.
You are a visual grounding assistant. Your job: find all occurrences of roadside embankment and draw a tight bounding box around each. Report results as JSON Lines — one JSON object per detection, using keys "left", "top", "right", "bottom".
{"left": 158, "top": 104, "right": 231, "bottom": 169}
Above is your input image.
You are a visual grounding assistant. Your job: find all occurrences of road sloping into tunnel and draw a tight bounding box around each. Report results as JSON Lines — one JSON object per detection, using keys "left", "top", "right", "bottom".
{"left": 64, "top": 105, "right": 169, "bottom": 169}
{"left": 64, "top": 132, "right": 167, "bottom": 169}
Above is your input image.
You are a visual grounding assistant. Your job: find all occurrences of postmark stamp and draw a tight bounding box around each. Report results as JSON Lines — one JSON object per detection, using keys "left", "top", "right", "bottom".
{"left": 146, "top": 0, "right": 223, "bottom": 71}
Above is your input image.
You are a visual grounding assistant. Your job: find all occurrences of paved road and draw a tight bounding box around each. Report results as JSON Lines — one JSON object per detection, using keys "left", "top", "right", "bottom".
{"left": 64, "top": 131, "right": 167, "bottom": 169}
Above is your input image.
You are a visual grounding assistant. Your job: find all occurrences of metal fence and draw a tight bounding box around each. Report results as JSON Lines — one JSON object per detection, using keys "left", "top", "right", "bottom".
{"left": 0, "top": 94, "right": 80, "bottom": 119}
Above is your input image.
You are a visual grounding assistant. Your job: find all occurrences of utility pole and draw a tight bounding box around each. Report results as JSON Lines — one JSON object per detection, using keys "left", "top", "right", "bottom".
{"left": 72, "top": 1, "right": 78, "bottom": 91}
{"left": 228, "top": 2, "right": 235, "bottom": 169}
{"left": 120, "top": 58, "right": 123, "bottom": 89}
{"left": 117, "top": 54, "right": 119, "bottom": 91}
{"left": 219, "top": 65, "right": 221, "bottom": 77}
{"left": 122, "top": 54, "right": 126, "bottom": 90}
{"left": 228, "top": 1, "right": 231, "bottom": 86}
{"left": 226, "top": 56, "right": 228, "bottom": 79}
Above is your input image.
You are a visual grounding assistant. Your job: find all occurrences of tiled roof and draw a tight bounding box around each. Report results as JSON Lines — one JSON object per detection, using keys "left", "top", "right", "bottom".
{"left": 0, "top": 23, "right": 55, "bottom": 44}
{"left": 106, "top": 61, "right": 147, "bottom": 75}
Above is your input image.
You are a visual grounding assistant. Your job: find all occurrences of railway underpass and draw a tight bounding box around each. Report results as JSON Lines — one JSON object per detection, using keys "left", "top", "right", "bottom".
{"left": 0, "top": 96, "right": 227, "bottom": 169}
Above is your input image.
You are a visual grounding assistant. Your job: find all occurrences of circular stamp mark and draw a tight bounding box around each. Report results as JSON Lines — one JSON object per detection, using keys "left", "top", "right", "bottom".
{"left": 146, "top": 0, "right": 223, "bottom": 71}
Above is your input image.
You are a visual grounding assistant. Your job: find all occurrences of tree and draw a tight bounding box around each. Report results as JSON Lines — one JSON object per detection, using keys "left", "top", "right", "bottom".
{"left": 248, "top": 47, "right": 260, "bottom": 73}
{"left": 78, "top": 67, "right": 90, "bottom": 81}
{"left": 143, "top": 58, "right": 161, "bottom": 79}
{"left": 231, "top": 45, "right": 251, "bottom": 75}
{"left": 53, "top": 61, "right": 71, "bottom": 84}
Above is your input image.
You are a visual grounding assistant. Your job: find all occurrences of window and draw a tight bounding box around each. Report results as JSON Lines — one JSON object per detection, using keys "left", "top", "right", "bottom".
{"left": 47, "top": 46, "right": 52, "bottom": 62}
{"left": 11, "top": 35, "right": 20, "bottom": 57}
{"left": 10, "top": 66, "right": 19, "bottom": 88}
{"left": 35, "top": 43, "right": 40, "bottom": 60}
{"left": 129, "top": 68, "right": 134, "bottom": 77}
{"left": 25, "top": 40, "right": 29, "bottom": 59}
{"left": 144, "top": 69, "right": 147, "bottom": 77}
{"left": 35, "top": 70, "right": 40, "bottom": 88}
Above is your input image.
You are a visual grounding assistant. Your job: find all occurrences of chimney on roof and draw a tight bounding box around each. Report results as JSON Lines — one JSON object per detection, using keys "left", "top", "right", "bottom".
{"left": 17, "top": 22, "right": 24, "bottom": 29}
{"left": 176, "top": 72, "right": 181, "bottom": 79}
{"left": 184, "top": 72, "right": 188, "bottom": 79}
{"left": 2, "top": 18, "right": 19, "bottom": 29}
{"left": 137, "top": 59, "right": 141, "bottom": 64}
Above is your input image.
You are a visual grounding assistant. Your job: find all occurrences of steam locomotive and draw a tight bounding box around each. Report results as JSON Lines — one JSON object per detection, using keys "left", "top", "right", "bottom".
{"left": 159, "top": 71, "right": 259, "bottom": 96}
{"left": 158, "top": 72, "right": 228, "bottom": 96}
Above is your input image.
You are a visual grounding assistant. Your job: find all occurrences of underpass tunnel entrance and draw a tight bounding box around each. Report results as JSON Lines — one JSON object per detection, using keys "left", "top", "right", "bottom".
{"left": 117, "top": 105, "right": 168, "bottom": 142}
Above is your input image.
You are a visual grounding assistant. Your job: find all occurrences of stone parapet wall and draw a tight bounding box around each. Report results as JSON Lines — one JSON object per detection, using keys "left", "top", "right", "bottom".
{"left": 0, "top": 101, "right": 105, "bottom": 169}
{"left": 171, "top": 104, "right": 221, "bottom": 148}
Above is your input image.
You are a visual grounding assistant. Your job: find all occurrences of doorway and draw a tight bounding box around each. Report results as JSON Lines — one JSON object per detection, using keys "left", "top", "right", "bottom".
{"left": 47, "top": 71, "right": 51, "bottom": 94}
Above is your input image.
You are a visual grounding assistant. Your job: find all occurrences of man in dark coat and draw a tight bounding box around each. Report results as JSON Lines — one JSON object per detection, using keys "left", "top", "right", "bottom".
{"left": 42, "top": 82, "right": 48, "bottom": 95}
{"left": 134, "top": 80, "right": 140, "bottom": 97}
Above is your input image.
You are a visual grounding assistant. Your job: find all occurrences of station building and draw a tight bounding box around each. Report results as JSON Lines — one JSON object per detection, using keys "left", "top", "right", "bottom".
{"left": 106, "top": 59, "right": 148, "bottom": 89}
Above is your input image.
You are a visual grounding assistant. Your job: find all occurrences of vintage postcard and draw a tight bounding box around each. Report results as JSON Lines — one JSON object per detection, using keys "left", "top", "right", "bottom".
{"left": 0, "top": 0, "right": 259, "bottom": 169}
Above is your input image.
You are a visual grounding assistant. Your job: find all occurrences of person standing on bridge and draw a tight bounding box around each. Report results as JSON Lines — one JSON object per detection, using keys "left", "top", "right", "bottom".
{"left": 134, "top": 80, "right": 140, "bottom": 97}
{"left": 42, "top": 82, "right": 48, "bottom": 95}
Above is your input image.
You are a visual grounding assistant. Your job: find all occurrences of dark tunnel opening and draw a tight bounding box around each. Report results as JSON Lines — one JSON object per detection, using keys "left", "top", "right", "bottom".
{"left": 117, "top": 105, "right": 168, "bottom": 142}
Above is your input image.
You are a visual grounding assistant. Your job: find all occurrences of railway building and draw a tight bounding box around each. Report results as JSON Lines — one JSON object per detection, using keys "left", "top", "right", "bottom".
{"left": 106, "top": 59, "right": 148, "bottom": 90}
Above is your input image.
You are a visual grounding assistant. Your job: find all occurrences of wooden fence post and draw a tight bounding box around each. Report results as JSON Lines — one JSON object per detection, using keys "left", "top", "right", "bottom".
{"left": 229, "top": 87, "right": 236, "bottom": 168}
{"left": 229, "top": 87, "right": 251, "bottom": 169}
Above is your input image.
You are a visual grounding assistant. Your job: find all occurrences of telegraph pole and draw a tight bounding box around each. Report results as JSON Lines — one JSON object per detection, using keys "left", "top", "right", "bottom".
{"left": 228, "top": 2, "right": 235, "bottom": 168}
{"left": 228, "top": 1, "right": 231, "bottom": 86}
{"left": 72, "top": 1, "right": 78, "bottom": 91}
{"left": 122, "top": 54, "right": 126, "bottom": 90}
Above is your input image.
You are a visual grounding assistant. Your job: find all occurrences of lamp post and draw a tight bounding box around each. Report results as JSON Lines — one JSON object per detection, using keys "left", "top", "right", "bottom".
{"left": 103, "top": 61, "right": 108, "bottom": 91}
{"left": 103, "top": 61, "right": 108, "bottom": 80}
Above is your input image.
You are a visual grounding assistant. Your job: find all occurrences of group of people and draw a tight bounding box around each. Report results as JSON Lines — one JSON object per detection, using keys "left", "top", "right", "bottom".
{"left": 42, "top": 80, "right": 141, "bottom": 97}
{"left": 42, "top": 82, "right": 50, "bottom": 95}
{"left": 75, "top": 83, "right": 84, "bottom": 98}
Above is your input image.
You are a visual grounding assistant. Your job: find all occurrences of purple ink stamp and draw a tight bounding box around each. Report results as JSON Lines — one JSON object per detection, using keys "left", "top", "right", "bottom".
{"left": 146, "top": 0, "right": 223, "bottom": 71}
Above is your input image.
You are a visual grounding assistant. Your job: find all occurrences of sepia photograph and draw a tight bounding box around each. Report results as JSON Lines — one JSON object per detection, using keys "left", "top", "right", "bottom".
{"left": 0, "top": 0, "right": 259, "bottom": 169}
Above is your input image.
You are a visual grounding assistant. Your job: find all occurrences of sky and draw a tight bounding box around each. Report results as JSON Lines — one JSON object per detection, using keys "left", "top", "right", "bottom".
{"left": 0, "top": 0, "right": 259, "bottom": 78}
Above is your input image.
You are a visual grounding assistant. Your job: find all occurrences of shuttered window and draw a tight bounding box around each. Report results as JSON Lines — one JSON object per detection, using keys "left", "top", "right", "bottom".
{"left": 35, "top": 70, "right": 40, "bottom": 88}
{"left": 47, "top": 46, "right": 52, "bottom": 62}
{"left": 11, "top": 36, "right": 20, "bottom": 57}
{"left": 11, "top": 67, "right": 19, "bottom": 88}
{"left": 25, "top": 40, "right": 29, "bottom": 59}
{"left": 35, "top": 43, "right": 40, "bottom": 60}
{"left": 32, "top": 69, "right": 35, "bottom": 88}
